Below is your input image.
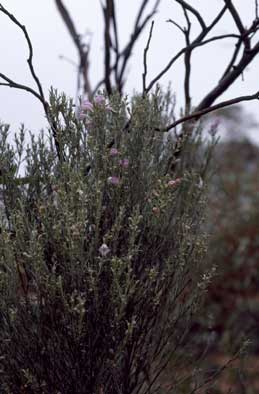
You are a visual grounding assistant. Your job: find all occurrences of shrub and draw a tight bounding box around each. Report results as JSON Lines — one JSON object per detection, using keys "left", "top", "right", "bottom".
{"left": 0, "top": 90, "right": 219, "bottom": 393}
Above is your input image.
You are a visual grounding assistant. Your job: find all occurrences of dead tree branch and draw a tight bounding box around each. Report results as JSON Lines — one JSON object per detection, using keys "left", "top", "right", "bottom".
{"left": 1, "top": 1, "right": 259, "bottom": 150}
{"left": 102, "top": 0, "right": 114, "bottom": 95}
{"left": 0, "top": 3, "right": 61, "bottom": 160}
{"left": 196, "top": 0, "right": 259, "bottom": 110}
{"left": 55, "top": 0, "right": 92, "bottom": 97}
{"left": 146, "top": 4, "right": 228, "bottom": 94}
{"left": 223, "top": 0, "right": 250, "bottom": 49}
{"left": 94, "top": 0, "right": 161, "bottom": 94}
{"left": 0, "top": 73, "right": 45, "bottom": 104}
{"left": 144, "top": 0, "right": 259, "bottom": 123}
{"left": 142, "top": 20, "right": 154, "bottom": 95}
{"left": 117, "top": 0, "right": 160, "bottom": 92}
{"left": 175, "top": 0, "right": 206, "bottom": 30}
{"left": 156, "top": 91, "right": 259, "bottom": 132}
{"left": 181, "top": 4, "right": 192, "bottom": 114}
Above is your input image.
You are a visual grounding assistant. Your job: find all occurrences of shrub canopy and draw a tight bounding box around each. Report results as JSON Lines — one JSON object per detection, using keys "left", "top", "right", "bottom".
{"left": 0, "top": 91, "right": 216, "bottom": 394}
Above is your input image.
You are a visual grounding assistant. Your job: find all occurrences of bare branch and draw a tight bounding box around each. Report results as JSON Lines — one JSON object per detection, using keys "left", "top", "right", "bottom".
{"left": 214, "top": 5, "right": 229, "bottom": 27}
{"left": 110, "top": 0, "right": 120, "bottom": 86}
{"left": 0, "top": 72, "right": 45, "bottom": 104}
{"left": 0, "top": 3, "right": 61, "bottom": 160}
{"left": 55, "top": 0, "right": 92, "bottom": 96}
{"left": 146, "top": 1, "right": 259, "bottom": 113}
{"left": 167, "top": 18, "right": 186, "bottom": 34}
{"left": 142, "top": 20, "right": 154, "bottom": 95}
{"left": 135, "top": 0, "right": 151, "bottom": 28}
{"left": 223, "top": 0, "right": 250, "bottom": 49}
{"left": 220, "top": 39, "right": 242, "bottom": 80}
{"left": 117, "top": 0, "right": 160, "bottom": 92}
{"left": 157, "top": 91, "right": 259, "bottom": 132}
{"left": 72, "top": 1, "right": 160, "bottom": 95}
{"left": 0, "top": 4, "right": 46, "bottom": 102}
{"left": 146, "top": 4, "right": 228, "bottom": 93}
{"left": 146, "top": 33, "right": 236, "bottom": 94}
{"left": 175, "top": 0, "right": 206, "bottom": 30}
{"left": 102, "top": 0, "right": 113, "bottom": 95}
{"left": 219, "top": 14, "right": 259, "bottom": 83}
{"left": 197, "top": 39, "right": 259, "bottom": 111}
{"left": 181, "top": 4, "right": 192, "bottom": 114}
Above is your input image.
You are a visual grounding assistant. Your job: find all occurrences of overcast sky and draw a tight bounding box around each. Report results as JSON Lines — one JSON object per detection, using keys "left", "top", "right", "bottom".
{"left": 0, "top": 1, "right": 259, "bottom": 141}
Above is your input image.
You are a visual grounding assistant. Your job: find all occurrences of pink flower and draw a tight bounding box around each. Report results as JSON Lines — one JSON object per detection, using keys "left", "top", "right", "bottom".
{"left": 99, "top": 243, "right": 110, "bottom": 257}
{"left": 94, "top": 94, "right": 113, "bottom": 111}
{"left": 119, "top": 158, "right": 129, "bottom": 169}
{"left": 81, "top": 99, "right": 94, "bottom": 112}
{"left": 94, "top": 95, "right": 106, "bottom": 105}
{"left": 108, "top": 176, "right": 120, "bottom": 185}
{"left": 167, "top": 178, "right": 181, "bottom": 188}
{"left": 152, "top": 207, "right": 160, "bottom": 215}
{"left": 110, "top": 148, "right": 119, "bottom": 157}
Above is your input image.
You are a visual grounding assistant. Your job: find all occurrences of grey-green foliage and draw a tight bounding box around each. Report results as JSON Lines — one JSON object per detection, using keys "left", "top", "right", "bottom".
{"left": 0, "top": 89, "right": 215, "bottom": 394}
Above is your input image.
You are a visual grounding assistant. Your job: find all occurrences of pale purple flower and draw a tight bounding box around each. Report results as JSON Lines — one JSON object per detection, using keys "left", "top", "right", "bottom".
{"left": 119, "top": 158, "right": 129, "bottom": 169}
{"left": 81, "top": 99, "right": 94, "bottom": 112}
{"left": 108, "top": 176, "right": 120, "bottom": 185}
{"left": 94, "top": 95, "right": 106, "bottom": 106}
{"left": 94, "top": 94, "right": 113, "bottom": 111}
{"left": 78, "top": 111, "right": 87, "bottom": 120}
{"left": 110, "top": 148, "right": 119, "bottom": 157}
{"left": 99, "top": 243, "right": 110, "bottom": 257}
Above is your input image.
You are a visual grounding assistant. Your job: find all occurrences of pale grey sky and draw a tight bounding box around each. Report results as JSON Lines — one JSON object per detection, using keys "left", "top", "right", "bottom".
{"left": 0, "top": 1, "right": 259, "bottom": 140}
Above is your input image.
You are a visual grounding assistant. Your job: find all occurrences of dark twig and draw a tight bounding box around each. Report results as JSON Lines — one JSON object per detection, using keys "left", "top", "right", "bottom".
{"left": 102, "top": 0, "right": 113, "bottom": 95}
{"left": 167, "top": 18, "right": 186, "bottom": 34}
{"left": 0, "top": 4, "right": 45, "bottom": 101}
{"left": 146, "top": 32, "right": 237, "bottom": 94}
{"left": 142, "top": 20, "right": 154, "bottom": 95}
{"left": 181, "top": 5, "right": 192, "bottom": 114}
{"left": 219, "top": 13, "right": 259, "bottom": 82}
{"left": 0, "top": 3, "right": 61, "bottom": 160}
{"left": 109, "top": 0, "right": 120, "bottom": 87}
{"left": 220, "top": 39, "right": 243, "bottom": 80}
{"left": 165, "top": 1, "right": 259, "bottom": 112}
{"left": 223, "top": 0, "right": 250, "bottom": 49}
{"left": 0, "top": 73, "right": 45, "bottom": 104}
{"left": 175, "top": 0, "right": 206, "bottom": 30}
{"left": 135, "top": 0, "right": 150, "bottom": 28}
{"left": 157, "top": 91, "right": 259, "bottom": 132}
{"left": 55, "top": 0, "right": 92, "bottom": 97}
{"left": 197, "top": 40, "right": 259, "bottom": 111}
{"left": 117, "top": 0, "right": 160, "bottom": 92}
{"left": 146, "top": 4, "right": 228, "bottom": 93}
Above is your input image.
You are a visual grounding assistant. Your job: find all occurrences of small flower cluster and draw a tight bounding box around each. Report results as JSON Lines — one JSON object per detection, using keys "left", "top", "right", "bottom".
{"left": 119, "top": 158, "right": 129, "bottom": 168}
{"left": 108, "top": 176, "right": 120, "bottom": 186}
{"left": 147, "top": 177, "right": 182, "bottom": 216}
{"left": 99, "top": 243, "right": 110, "bottom": 257}
{"left": 107, "top": 147, "right": 129, "bottom": 187}
{"left": 77, "top": 94, "right": 112, "bottom": 121}
{"left": 167, "top": 178, "right": 181, "bottom": 188}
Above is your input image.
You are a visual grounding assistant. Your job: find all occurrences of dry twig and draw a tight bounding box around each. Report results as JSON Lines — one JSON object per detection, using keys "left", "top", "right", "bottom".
{"left": 0, "top": 3, "right": 61, "bottom": 160}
